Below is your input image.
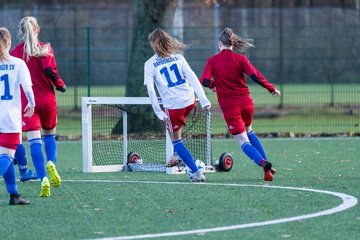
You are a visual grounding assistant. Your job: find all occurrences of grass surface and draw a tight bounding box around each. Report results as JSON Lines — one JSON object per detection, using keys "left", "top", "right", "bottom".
{"left": 0, "top": 138, "right": 359, "bottom": 240}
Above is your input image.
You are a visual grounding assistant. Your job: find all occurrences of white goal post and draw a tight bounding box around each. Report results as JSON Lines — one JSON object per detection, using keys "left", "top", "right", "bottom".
{"left": 82, "top": 97, "right": 212, "bottom": 173}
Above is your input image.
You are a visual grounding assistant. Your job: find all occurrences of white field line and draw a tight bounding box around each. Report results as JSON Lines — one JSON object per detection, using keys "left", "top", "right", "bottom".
{"left": 60, "top": 180, "right": 358, "bottom": 240}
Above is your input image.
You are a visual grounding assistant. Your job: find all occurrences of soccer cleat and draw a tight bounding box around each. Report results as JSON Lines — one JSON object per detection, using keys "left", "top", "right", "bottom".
{"left": 189, "top": 171, "right": 206, "bottom": 182}
{"left": 9, "top": 193, "right": 30, "bottom": 205}
{"left": 39, "top": 177, "right": 51, "bottom": 197}
{"left": 271, "top": 167, "right": 277, "bottom": 175}
{"left": 46, "top": 161, "right": 61, "bottom": 188}
{"left": 19, "top": 169, "right": 39, "bottom": 182}
{"left": 262, "top": 162, "right": 274, "bottom": 181}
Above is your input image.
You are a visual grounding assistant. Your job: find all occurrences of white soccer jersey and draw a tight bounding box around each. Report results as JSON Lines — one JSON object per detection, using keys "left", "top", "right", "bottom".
{"left": 144, "top": 53, "right": 210, "bottom": 120}
{"left": 0, "top": 56, "right": 33, "bottom": 133}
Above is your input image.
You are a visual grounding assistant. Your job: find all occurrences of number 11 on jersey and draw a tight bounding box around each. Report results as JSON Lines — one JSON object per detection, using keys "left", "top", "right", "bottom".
{"left": 160, "top": 63, "right": 185, "bottom": 88}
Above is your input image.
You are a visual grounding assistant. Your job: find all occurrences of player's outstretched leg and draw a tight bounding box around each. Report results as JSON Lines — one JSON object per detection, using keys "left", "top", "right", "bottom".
{"left": 172, "top": 139, "right": 205, "bottom": 182}
{"left": 247, "top": 131, "right": 267, "bottom": 160}
{"left": 235, "top": 133, "right": 275, "bottom": 181}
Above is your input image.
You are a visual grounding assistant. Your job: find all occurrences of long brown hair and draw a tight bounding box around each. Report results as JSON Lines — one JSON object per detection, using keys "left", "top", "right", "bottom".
{"left": 18, "top": 16, "right": 50, "bottom": 61}
{"left": 0, "top": 27, "right": 11, "bottom": 61}
{"left": 218, "top": 27, "right": 254, "bottom": 52}
{"left": 148, "top": 28, "right": 187, "bottom": 58}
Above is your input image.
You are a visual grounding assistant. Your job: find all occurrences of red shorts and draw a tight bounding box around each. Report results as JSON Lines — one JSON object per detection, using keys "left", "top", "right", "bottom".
{"left": 165, "top": 102, "right": 195, "bottom": 132}
{"left": 221, "top": 104, "right": 254, "bottom": 135}
{"left": 22, "top": 109, "right": 57, "bottom": 132}
{"left": 0, "top": 133, "right": 20, "bottom": 150}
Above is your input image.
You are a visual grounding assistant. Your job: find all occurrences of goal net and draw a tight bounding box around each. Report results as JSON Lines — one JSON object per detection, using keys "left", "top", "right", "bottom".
{"left": 82, "top": 97, "right": 211, "bottom": 173}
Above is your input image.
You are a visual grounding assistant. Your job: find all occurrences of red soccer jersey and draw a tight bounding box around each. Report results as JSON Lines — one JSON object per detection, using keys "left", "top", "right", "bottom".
{"left": 200, "top": 49, "right": 275, "bottom": 108}
{"left": 11, "top": 42, "right": 65, "bottom": 111}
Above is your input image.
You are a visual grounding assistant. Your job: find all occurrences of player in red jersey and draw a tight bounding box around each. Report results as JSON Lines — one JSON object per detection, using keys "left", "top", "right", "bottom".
{"left": 200, "top": 27, "right": 280, "bottom": 181}
{"left": 11, "top": 16, "right": 66, "bottom": 196}
{"left": 0, "top": 27, "right": 35, "bottom": 205}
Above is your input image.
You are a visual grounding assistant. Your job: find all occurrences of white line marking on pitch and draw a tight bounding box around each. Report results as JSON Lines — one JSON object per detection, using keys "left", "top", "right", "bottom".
{"left": 62, "top": 180, "right": 358, "bottom": 240}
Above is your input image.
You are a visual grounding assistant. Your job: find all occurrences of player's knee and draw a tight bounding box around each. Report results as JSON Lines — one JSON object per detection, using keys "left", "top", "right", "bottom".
{"left": 0, "top": 147, "right": 16, "bottom": 157}
{"left": 233, "top": 132, "right": 250, "bottom": 146}
{"left": 245, "top": 125, "right": 252, "bottom": 133}
{"left": 26, "top": 130, "right": 41, "bottom": 141}
{"left": 42, "top": 128, "right": 56, "bottom": 136}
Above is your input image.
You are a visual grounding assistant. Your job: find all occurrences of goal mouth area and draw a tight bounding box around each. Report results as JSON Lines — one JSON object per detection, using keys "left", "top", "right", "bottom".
{"left": 82, "top": 97, "right": 212, "bottom": 173}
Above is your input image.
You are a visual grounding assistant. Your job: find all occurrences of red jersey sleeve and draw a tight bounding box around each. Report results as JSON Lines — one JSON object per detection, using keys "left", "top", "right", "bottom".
{"left": 240, "top": 55, "right": 275, "bottom": 93}
{"left": 200, "top": 59, "right": 215, "bottom": 89}
{"left": 42, "top": 46, "right": 65, "bottom": 89}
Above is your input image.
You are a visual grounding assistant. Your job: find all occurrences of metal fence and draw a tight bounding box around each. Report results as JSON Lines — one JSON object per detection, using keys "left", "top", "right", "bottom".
{"left": 9, "top": 24, "right": 360, "bottom": 137}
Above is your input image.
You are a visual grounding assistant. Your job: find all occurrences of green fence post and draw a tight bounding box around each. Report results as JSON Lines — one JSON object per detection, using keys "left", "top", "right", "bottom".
{"left": 278, "top": 0, "right": 284, "bottom": 109}
{"left": 73, "top": 16, "right": 79, "bottom": 110}
{"left": 87, "top": 26, "right": 91, "bottom": 97}
{"left": 330, "top": 24, "right": 335, "bottom": 107}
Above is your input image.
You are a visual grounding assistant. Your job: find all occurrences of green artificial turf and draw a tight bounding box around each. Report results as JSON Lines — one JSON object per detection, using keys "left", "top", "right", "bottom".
{"left": 0, "top": 138, "right": 359, "bottom": 240}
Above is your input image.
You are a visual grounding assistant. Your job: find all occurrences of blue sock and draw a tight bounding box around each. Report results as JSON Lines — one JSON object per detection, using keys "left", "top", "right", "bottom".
{"left": 15, "top": 144, "right": 28, "bottom": 173}
{"left": 173, "top": 139, "right": 198, "bottom": 172}
{"left": 241, "top": 142, "right": 265, "bottom": 166}
{"left": 248, "top": 131, "right": 268, "bottom": 160}
{"left": 3, "top": 160, "right": 18, "bottom": 194}
{"left": 43, "top": 134, "right": 57, "bottom": 164}
{"left": 29, "top": 138, "right": 46, "bottom": 180}
{"left": 0, "top": 154, "right": 12, "bottom": 176}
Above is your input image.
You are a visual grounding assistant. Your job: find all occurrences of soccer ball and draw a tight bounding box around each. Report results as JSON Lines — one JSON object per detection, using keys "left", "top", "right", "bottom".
{"left": 185, "top": 159, "right": 206, "bottom": 175}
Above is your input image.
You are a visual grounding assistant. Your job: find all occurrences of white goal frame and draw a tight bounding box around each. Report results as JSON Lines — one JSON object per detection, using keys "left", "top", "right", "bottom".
{"left": 82, "top": 97, "right": 211, "bottom": 173}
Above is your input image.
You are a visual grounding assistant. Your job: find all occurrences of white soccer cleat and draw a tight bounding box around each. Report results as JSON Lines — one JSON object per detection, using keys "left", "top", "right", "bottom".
{"left": 189, "top": 171, "right": 206, "bottom": 182}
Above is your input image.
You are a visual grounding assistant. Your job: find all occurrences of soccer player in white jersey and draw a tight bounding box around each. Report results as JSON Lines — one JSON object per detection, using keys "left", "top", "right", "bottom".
{"left": 0, "top": 27, "right": 35, "bottom": 205}
{"left": 144, "top": 28, "right": 211, "bottom": 182}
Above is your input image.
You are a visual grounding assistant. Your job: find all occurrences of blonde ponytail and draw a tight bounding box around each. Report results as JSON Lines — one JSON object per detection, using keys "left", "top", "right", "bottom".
{"left": 0, "top": 27, "right": 11, "bottom": 61}
{"left": 18, "top": 16, "right": 50, "bottom": 61}
{"left": 219, "top": 27, "right": 254, "bottom": 52}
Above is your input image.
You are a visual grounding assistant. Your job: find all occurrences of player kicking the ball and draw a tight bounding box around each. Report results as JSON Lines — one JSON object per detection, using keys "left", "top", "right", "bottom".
{"left": 144, "top": 28, "right": 211, "bottom": 182}
{"left": 200, "top": 27, "right": 280, "bottom": 181}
